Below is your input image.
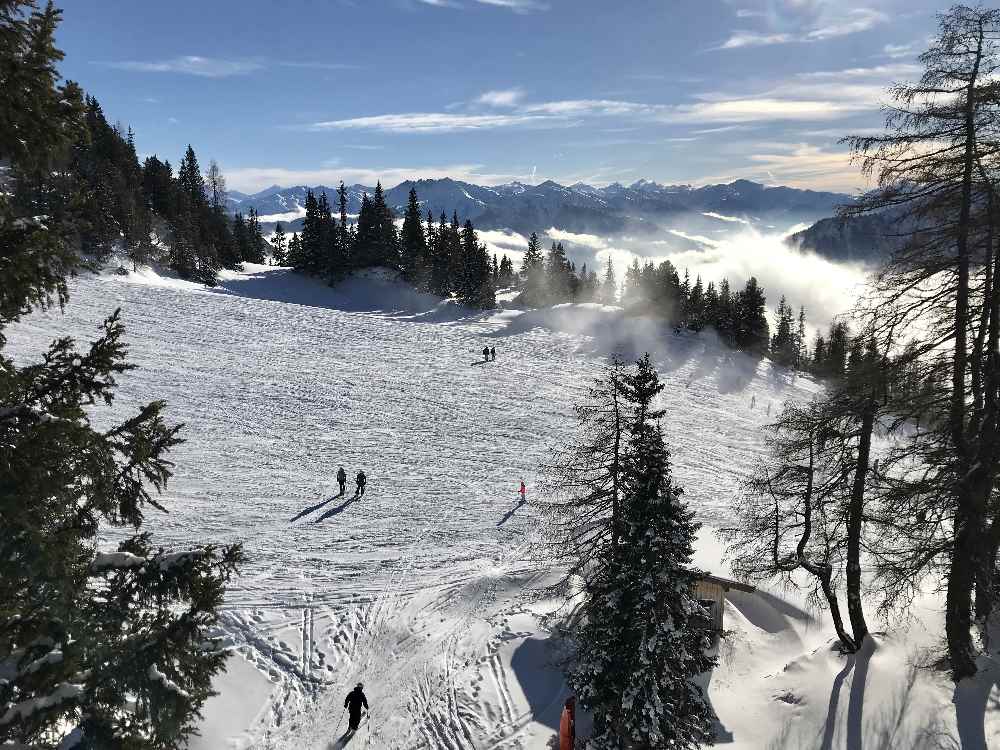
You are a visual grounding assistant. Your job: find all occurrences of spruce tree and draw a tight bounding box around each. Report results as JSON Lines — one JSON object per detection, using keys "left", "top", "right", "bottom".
{"left": 287, "top": 232, "right": 304, "bottom": 268}
{"left": 519, "top": 232, "right": 546, "bottom": 305}
{"left": 299, "top": 189, "right": 320, "bottom": 273}
{"left": 371, "top": 181, "right": 399, "bottom": 268}
{"left": 735, "top": 276, "right": 769, "bottom": 356}
{"left": 545, "top": 241, "right": 570, "bottom": 302}
{"left": 337, "top": 182, "right": 350, "bottom": 268}
{"left": 400, "top": 187, "right": 427, "bottom": 283}
{"left": 498, "top": 254, "right": 515, "bottom": 288}
{"left": 244, "top": 208, "right": 266, "bottom": 264}
{"left": 563, "top": 356, "right": 716, "bottom": 748}
{"left": 601, "top": 256, "right": 617, "bottom": 304}
{"left": 272, "top": 222, "right": 287, "bottom": 265}
{"left": 430, "top": 212, "right": 450, "bottom": 296}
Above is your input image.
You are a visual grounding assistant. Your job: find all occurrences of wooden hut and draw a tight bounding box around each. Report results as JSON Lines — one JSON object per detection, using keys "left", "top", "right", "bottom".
{"left": 693, "top": 572, "right": 755, "bottom": 635}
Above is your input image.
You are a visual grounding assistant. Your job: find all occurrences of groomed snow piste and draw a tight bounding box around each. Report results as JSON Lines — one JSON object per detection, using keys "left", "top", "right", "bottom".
{"left": 5, "top": 263, "right": 998, "bottom": 749}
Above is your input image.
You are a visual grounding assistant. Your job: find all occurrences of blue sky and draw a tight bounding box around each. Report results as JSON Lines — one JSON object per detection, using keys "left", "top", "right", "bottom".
{"left": 55, "top": 0, "right": 944, "bottom": 194}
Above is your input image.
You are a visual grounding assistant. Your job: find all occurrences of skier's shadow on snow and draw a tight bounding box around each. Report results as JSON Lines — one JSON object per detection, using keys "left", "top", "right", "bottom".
{"left": 470, "top": 359, "right": 490, "bottom": 366}
{"left": 314, "top": 495, "right": 360, "bottom": 523}
{"left": 497, "top": 500, "right": 526, "bottom": 526}
{"left": 328, "top": 730, "right": 356, "bottom": 748}
{"left": 289, "top": 490, "right": 344, "bottom": 522}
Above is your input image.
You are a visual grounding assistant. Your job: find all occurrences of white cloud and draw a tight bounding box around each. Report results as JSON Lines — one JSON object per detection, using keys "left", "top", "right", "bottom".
{"left": 523, "top": 99, "right": 656, "bottom": 116}
{"left": 476, "top": 88, "right": 526, "bottom": 107}
{"left": 716, "top": 5, "right": 887, "bottom": 50}
{"left": 719, "top": 32, "right": 793, "bottom": 49}
{"left": 883, "top": 39, "right": 932, "bottom": 59}
{"left": 701, "top": 142, "right": 868, "bottom": 193}
{"left": 796, "top": 63, "right": 921, "bottom": 80}
{"left": 666, "top": 97, "right": 865, "bottom": 124}
{"left": 804, "top": 8, "right": 887, "bottom": 40}
{"left": 473, "top": 0, "right": 549, "bottom": 11}
{"left": 99, "top": 55, "right": 262, "bottom": 77}
{"left": 276, "top": 61, "right": 359, "bottom": 71}
{"left": 308, "top": 112, "right": 558, "bottom": 133}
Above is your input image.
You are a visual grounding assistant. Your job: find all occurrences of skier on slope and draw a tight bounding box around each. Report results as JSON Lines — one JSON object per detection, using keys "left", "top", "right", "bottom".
{"left": 482, "top": 346, "right": 490, "bottom": 362}
{"left": 490, "top": 346, "right": 496, "bottom": 361}
{"left": 336, "top": 466, "right": 347, "bottom": 496}
{"left": 356, "top": 470, "right": 367, "bottom": 498}
{"left": 519, "top": 480, "right": 526, "bottom": 502}
{"left": 344, "top": 682, "right": 369, "bottom": 732}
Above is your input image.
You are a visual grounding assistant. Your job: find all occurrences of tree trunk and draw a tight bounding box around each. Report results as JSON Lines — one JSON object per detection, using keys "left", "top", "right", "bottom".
{"left": 820, "top": 566, "right": 857, "bottom": 653}
{"left": 845, "top": 402, "right": 875, "bottom": 645}
{"left": 946, "top": 21, "right": 984, "bottom": 682}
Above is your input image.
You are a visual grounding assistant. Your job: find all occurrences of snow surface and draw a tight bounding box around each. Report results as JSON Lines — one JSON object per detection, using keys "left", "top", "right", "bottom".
{"left": 4, "top": 263, "right": 998, "bottom": 749}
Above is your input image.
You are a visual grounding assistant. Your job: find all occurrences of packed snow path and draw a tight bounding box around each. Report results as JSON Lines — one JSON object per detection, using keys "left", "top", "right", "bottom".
{"left": 5, "top": 264, "right": 828, "bottom": 749}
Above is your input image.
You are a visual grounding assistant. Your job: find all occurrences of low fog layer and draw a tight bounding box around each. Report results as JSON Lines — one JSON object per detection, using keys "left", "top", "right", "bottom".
{"left": 484, "top": 220, "right": 870, "bottom": 331}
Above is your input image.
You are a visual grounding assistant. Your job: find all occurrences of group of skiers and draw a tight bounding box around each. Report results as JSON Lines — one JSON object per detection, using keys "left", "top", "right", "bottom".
{"left": 336, "top": 466, "right": 367, "bottom": 498}
{"left": 482, "top": 346, "right": 496, "bottom": 361}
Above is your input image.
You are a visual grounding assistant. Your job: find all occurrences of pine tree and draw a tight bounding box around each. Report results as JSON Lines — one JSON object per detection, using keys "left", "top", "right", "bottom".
{"left": 244, "top": 208, "right": 266, "bottom": 264}
{"left": 287, "top": 232, "right": 304, "bottom": 268}
{"left": 272, "top": 222, "right": 287, "bottom": 265}
{"left": 735, "top": 276, "right": 769, "bottom": 356}
{"left": 231, "top": 212, "right": 250, "bottom": 263}
{"left": 430, "top": 212, "right": 450, "bottom": 296}
{"left": 770, "top": 295, "right": 796, "bottom": 366}
{"left": 565, "top": 356, "right": 716, "bottom": 748}
{"left": 400, "top": 187, "right": 427, "bottom": 283}
{"left": 601, "top": 256, "right": 617, "bottom": 304}
{"left": 498, "top": 254, "right": 515, "bottom": 288}
{"left": 796, "top": 306, "right": 808, "bottom": 369}
{"left": 519, "top": 232, "right": 546, "bottom": 305}
{"left": 337, "top": 182, "right": 350, "bottom": 268}
{"left": 687, "top": 275, "right": 705, "bottom": 331}
{"left": 299, "top": 189, "right": 321, "bottom": 273}
{"left": 176, "top": 145, "right": 205, "bottom": 209}
{"left": 545, "top": 241, "right": 570, "bottom": 302}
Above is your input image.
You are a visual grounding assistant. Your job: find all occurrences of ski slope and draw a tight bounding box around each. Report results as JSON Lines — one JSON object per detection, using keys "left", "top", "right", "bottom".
{"left": 5, "top": 264, "right": 997, "bottom": 749}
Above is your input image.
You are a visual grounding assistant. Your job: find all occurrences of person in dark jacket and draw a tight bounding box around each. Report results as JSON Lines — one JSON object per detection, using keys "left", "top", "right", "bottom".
{"left": 336, "top": 466, "right": 347, "bottom": 496}
{"left": 356, "top": 470, "right": 367, "bottom": 498}
{"left": 344, "top": 682, "right": 368, "bottom": 731}
{"left": 482, "top": 346, "right": 490, "bottom": 362}
{"left": 490, "top": 346, "right": 496, "bottom": 361}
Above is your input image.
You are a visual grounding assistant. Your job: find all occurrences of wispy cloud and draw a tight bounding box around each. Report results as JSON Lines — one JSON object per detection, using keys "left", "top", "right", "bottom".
{"left": 702, "top": 142, "right": 867, "bottom": 193}
{"left": 473, "top": 0, "right": 549, "bottom": 12}
{"left": 97, "top": 55, "right": 263, "bottom": 77}
{"left": 716, "top": 6, "right": 887, "bottom": 50}
{"left": 719, "top": 32, "right": 793, "bottom": 49}
{"left": 667, "top": 97, "right": 867, "bottom": 124}
{"left": 796, "top": 63, "right": 921, "bottom": 80}
{"left": 804, "top": 9, "right": 887, "bottom": 40}
{"left": 308, "top": 112, "right": 560, "bottom": 133}
{"left": 883, "top": 40, "right": 924, "bottom": 59}
{"left": 97, "top": 56, "right": 355, "bottom": 77}
{"left": 476, "top": 88, "right": 525, "bottom": 107}
{"left": 417, "top": 0, "right": 548, "bottom": 10}
{"left": 276, "top": 61, "right": 359, "bottom": 71}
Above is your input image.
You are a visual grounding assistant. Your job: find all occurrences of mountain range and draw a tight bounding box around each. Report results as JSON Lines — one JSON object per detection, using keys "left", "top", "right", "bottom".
{"left": 228, "top": 177, "right": 860, "bottom": 253}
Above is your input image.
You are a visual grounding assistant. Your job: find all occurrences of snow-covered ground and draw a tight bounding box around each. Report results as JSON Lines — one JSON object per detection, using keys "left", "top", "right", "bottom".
{"left": 5, "top": 264, "right": 998, "bottom": 749}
